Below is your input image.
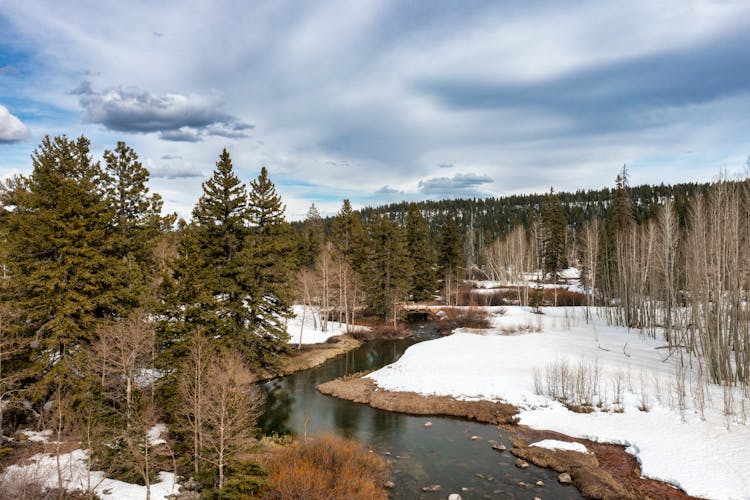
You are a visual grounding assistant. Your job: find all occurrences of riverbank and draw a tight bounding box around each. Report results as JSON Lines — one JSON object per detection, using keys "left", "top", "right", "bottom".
{"left": 318, "top": 374, "right": 696, "bottom": 499}
{"left": 255, "top": 334, "right": 362, "bottom": 382}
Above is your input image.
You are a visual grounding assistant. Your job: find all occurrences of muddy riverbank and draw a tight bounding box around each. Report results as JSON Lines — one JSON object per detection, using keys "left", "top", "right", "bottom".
{"left": 318, "top": 374, "right": 699, "bottom": 500}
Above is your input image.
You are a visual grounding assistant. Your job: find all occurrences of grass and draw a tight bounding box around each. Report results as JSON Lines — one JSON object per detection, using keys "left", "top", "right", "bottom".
{"left": 264, "top": 433, "right": 389, "bottom": 500}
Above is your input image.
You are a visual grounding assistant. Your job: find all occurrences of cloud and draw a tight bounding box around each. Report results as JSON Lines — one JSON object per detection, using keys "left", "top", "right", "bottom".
{"left": 149, "top": 165, "right": 203, "bottom": 179}
{"left": 160, "top": 154, "right": 182, "bottom": 160}
{"left": 438, "top": 163, "right": 454, "bottom": 169}
{"left": 418, "top": 173, "right": 493, "bottom": 196}
{"left": 0, "top": 105, "right": 30, "bottom": 143}
{"left": 375, "top": 185, "right": 403, "bottom": 194}
{"left": 73, "top": 81, "right": 253, "bottom": 141}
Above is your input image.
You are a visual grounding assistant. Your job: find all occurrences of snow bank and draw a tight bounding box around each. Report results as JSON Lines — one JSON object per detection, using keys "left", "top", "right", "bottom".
{"left": 530, "top": 439, "right": 589, "bottom": 454}
{"left": 367, "top": 306, "right": 750, "bottom": 500}
{"left": 286, "top": 305, "right": 368, "bottom": 345}
{"left": 1, "top": 449, "right": 178, "bottom": 499}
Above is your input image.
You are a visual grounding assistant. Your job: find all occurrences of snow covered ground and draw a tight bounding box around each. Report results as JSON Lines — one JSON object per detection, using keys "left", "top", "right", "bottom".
{"left": 368, "top": 306, "right": 750, "bottom": 500}
{"left": 286, "top": 305, "right": 368, "bottom": 344}
{"left": 1, "top": 450, "right": 178, "bottom": 499}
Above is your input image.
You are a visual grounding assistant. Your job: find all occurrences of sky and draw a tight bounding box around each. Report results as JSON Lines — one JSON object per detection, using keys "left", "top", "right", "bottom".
{"left": 0, "top": 0, "right": 749, "bottom": 220}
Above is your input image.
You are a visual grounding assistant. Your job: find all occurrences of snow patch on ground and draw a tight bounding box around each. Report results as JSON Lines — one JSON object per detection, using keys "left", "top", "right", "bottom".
{"left": 0, "top": 449, "right": 178, "bottom": 499}
{"left": 148, "top": 423, "right": 168, "bottom": 446}
{"left": 530, "top": 439, "right": 589, "bottom": 454}
{"left": 367, "top": 306, "right": 750, "bottom": 500}
{"left": 20, "top": 429, "right": 53, "bottom": 443}
{"left": 286, "top": 305, "right": 368, "bottom": 344}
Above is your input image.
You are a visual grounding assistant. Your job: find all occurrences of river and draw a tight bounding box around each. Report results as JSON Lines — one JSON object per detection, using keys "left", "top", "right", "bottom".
{"left": 259, "top": 323, "right": 582, "bottom": 499}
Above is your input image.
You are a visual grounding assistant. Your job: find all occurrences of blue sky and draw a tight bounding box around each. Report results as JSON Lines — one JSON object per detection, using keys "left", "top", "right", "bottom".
{"left": 1, "top": 1, "right": 749, "bottom": 219}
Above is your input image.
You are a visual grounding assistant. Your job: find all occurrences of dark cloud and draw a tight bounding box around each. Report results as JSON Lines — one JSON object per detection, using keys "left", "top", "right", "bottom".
{"left": 73, "top": 81, "right": 253, "bottom": 141}
{"left": 160, "top": 154, "right": 182, "bottom": 160}
{"left": 416, "top": 29, "right": 750, "bottom": 137}
{"left": 375, "top": 185, "right": 404, "bottom": 194}
{"left": 150, "top": 165, "right": 203, "bottom": 179}
{"left": 418, "top": 173, "right": 493, "bottom": 196}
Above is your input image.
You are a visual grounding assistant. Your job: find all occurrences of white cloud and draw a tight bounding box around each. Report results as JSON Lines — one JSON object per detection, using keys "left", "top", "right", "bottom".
{"left": 0, "top": 105, "right": 30, "bottom": 143}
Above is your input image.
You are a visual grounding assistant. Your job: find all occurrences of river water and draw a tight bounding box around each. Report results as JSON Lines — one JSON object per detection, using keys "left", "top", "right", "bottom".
{"left": 259, "top": 324, "right": 582, "bottom": 499}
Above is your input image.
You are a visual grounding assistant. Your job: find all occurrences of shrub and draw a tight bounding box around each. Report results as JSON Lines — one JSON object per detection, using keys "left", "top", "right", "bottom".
{"left": 264, "top": 434, "right": 389, "bottom": 500}
{"left": 435, "top": 307, "right": 491, "bottom": 334}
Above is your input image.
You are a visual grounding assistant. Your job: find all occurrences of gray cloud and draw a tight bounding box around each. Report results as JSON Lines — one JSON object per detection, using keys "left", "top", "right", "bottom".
{"left": 438, "top": 163, "right": 454, "bottom": 169}
{"left": 418, "top": 173, "right": 493, "bottom": 196}
{"left": 375, "top": 185, "right": 403, "bottom": 194}
{"left": 150, "top": 165, "right": 203, "bottom": 179}
{"left": 73, "top": 81, "right": 253, "bottom": 141}
{"left": 0, "top": 105, "right": 30, "bottom": 143}
{"left": 161, "top": 154, "right": 182, "bottom": 160}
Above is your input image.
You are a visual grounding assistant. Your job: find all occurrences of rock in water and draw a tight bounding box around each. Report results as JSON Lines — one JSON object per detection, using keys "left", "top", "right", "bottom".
{"left": 558, "top": 472, "right": 572, "bottom": 484}
{"left": 421, "top": 484, "right": 441, "bottom": 492}
{"left": 470, "top": 435, "right": 481, "bottom": 440}
{"left": 424, "top": 421, "right": 433, "bottom": 427}
{"left": 384, "top": 480, "right": 395, "bottom": 489}
{"left": 448, "top": 495, "right": 462, "bottom": 500}
{"left": 536, "top": 480, "right": 544, "bottom": 486}
{"left": 515, "top": 458, "right": 529, "bottom": 469}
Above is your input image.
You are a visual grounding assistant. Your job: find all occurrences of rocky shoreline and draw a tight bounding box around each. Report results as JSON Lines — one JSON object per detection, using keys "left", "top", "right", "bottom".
{"left": 318, "top": 375, "right": 699, "bottom": 500}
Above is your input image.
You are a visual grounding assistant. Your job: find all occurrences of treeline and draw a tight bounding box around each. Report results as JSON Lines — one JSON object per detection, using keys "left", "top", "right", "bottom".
{"left": 348, "top": 178, "right": 709, "bottom": 239}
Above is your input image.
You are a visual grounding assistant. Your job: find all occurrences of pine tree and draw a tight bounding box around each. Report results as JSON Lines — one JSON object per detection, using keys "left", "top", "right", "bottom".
{"left": 240, "top": 167, "right": 294, "bottom": 366}
{"left": 192, "top": 148, "right": 248, "bottom": 263}
{"left": 541, "top": 187, "right": 567, "bottom": 282}
{"left": 103, "top": 141, "right": 166, "bottom": 305}
{"left": 438, "top": 214, "right": 463, "bottom": 304}
{"left": 365, "top": 216, "right": 413, "bottom": 324}
{"left": 405, "top": 204, "right": 436, "bottom": 301}
{"left": 161, "top": 150, "right": 249, "bottom": 361}
{"left": 0, "top": 135, "right": 131, "bottom": 396}
{"left": 300, "top": 203, "right": 323, "bottom": 268}
{"left": 330, "top": 199, "right": 368, "bottom": 325}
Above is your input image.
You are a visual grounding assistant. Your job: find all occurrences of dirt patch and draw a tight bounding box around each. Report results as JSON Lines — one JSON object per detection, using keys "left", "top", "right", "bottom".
{"left": 318, "top": 376, "right": 518, "bottom": 425}
{"left": 319, "top": 375, "right": 702, "bottom": 500}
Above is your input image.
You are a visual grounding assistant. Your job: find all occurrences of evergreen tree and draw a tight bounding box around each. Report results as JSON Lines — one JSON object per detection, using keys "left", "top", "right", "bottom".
{"left": 103, "top": 141, "right": 166, "bottom": 304}
{"left": 437, "top": 214, "right": 463, "bottom": 304}
{"left": 541, "top": 187, "right": 567, "bottom": 281}
{"left": 240, "top": 167, "right": 294, "bottom": 366}
{"left": 300, "top": 203, "right": 323, "bottom": 268}
{"left": 161, "top": 150, "right": 249, "bottom": 361}
{"left": 405, "top": 204, "right": 436, "bottom": 301}
{"left": 365, "top": 216, "right": 413, "bottom": 324}
{"left": 192, "top": 148, "right": 248, "bottom": 263}
{"left": 0, "top": 135, "right": 131, "bottom": 396}
{"left": 330, "top": 199, "right": 367, "bottom": 274}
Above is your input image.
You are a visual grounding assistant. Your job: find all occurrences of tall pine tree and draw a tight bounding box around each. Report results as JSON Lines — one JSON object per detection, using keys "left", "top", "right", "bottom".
{"left": 405, "top": 204, "right": 436, "bottom": 301}
{"left": 365, "top": 216, "right": 413, "bottom": 324}
{"left": 240, "top": 166, "right": 294, "bottom": 366}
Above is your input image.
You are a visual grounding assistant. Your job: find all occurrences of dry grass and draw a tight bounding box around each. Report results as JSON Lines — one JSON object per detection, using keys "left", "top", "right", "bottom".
{"left": 435, "top": 306, "right": 491, "bottom": 334}
{"left": 263, "top": 434, "right": 389, "bottom": 500}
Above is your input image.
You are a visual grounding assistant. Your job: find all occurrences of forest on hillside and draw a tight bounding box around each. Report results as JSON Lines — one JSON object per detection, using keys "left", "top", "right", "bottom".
{"left": 0, "top": 135, "right": 748, "bottom": 497}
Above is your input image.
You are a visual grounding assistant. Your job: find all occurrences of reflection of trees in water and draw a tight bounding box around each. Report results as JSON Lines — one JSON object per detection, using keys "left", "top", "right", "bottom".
{"left": 332, "top": 400, "right": 361, "bottom": 438}
{"left": 259, "top": 380, "right": 294, "bottom": 435}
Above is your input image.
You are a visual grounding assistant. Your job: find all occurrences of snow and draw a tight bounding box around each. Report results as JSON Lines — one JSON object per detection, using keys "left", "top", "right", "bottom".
{"left": 20, "top": 429, "right": 53, "bottom": 443}
{"left": 530, "top": 439, "right": 589, "bottom": 454}
{"left": 286, "top": 305, "right": 368, "bottom": 344}
{"left": 148, "top": 423, "right": 168, "bottom": 446}
{"left": 1, "top": 449, "right": 178, "bottom": 499}
{"left": 367, "top": 306, "right": 750, "bottom": 500}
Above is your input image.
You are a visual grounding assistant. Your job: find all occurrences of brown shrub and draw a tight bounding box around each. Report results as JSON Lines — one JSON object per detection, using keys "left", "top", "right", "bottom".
{"left": 543, "top": 288, "right": 586, "bottom": 306}
{"left": 264, "top": 434, "right": 389, "bottom": 500}
{"left": 435, "top": 306, "right": 491, "bottom": 334}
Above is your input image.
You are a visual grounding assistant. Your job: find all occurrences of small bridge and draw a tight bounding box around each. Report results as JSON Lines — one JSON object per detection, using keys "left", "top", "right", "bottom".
{"left": 400, "top": 303, "right": 441, "bottom": 321}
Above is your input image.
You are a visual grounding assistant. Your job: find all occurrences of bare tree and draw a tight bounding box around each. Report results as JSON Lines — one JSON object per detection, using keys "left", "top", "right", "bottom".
{"left": 201, "top": 349, "right": 264, "bottom": 491}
